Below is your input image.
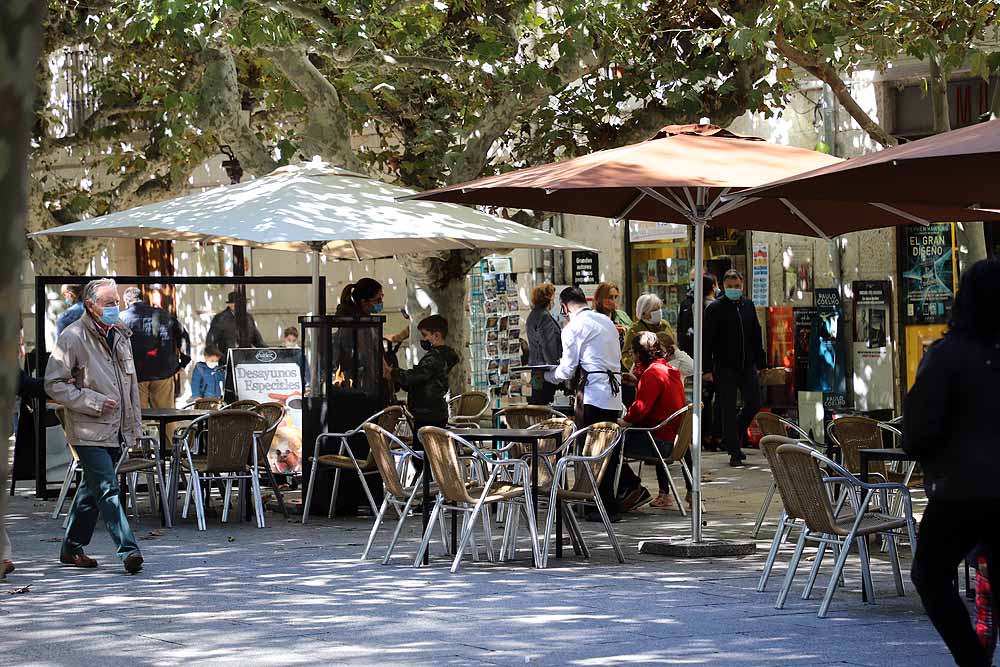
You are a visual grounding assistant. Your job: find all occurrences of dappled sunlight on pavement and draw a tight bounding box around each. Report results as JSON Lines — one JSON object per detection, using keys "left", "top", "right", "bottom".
{"left": 1, "top": 448, "right": 949, "bottom": 666}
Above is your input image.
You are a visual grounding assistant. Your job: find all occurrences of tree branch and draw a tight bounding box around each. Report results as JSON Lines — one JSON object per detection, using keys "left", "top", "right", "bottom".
{"left": 775, "top": 23, "right": 897, "bottom": 147}
{"left": 266, "top": 46, "right": 363, "bottom": 171}
{"left": 446, "top": 50, "right": 605, "bottom": 183}
{"left": 261, "top": 0, "right": 338, "bottom": 34}
{"left": 196, "top": 45, "right": 279, "bottom": 175}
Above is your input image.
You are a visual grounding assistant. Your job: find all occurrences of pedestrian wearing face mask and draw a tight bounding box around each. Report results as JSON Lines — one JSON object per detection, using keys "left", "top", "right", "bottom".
{"left": 190, "top": 345, "right": 225, "bottom": 399}
{"left": 622, "top": 294, "right": 676, "bottom": 372}
{"left": 702, "top": 270, "right": 765, "bottom": 467}
{"left": 43, "top": 278, "right": 144, "bottom": 574}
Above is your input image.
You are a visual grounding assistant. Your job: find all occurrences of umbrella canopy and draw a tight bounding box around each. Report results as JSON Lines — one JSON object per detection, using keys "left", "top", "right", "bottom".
{"left": 405, "top": 124, "right": 998, "bottom": 238}
{"left": 31, "top": 162, "right": 588, "bottom": 258}
{"left": 734, "top": 118, "right": 1000, "bottom": 209}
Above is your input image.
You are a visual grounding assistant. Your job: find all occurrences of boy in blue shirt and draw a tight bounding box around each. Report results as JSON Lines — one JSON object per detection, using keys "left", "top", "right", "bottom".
{"left": 190, "top": 345, "right": 225, "bottom": 398}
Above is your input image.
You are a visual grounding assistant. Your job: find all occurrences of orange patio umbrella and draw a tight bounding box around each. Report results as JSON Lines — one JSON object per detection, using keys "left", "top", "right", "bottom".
{"left": 405, "top": 124, "right": 999, "bottom": 544}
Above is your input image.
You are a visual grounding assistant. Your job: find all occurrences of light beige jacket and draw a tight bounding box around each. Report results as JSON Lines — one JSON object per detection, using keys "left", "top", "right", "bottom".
{"left": 45, "top": 313, "right": 142, "bottom": 448}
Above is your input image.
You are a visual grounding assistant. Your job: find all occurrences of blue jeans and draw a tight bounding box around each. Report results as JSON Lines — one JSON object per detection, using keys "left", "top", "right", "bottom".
{"left": 62, "top": 446, "right": 140, "bottom": 561}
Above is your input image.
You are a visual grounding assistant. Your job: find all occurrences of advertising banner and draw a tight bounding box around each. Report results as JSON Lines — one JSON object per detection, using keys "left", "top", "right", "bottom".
{"left": 852, "top": 280, "right": 894, "bottom": 411}
{"left": 230, "top": 347, "right": 304, "bottom": 474}
{"left": 793, "top": 307, "right": 814, "bottom": 394}
{"left": 767, "top": 306, "right": 795, "bottom": 372}
{"left": 752, "top": 244, "right": 769, "bottom": 306}
{"left": 572, "top": 251, "right": 600, "bottom": 285}
{"left": 810, "top": 289, "right": 847, "bottom": 410}
{"left": 901, "top": 223, "right": 956, "bottom": 325}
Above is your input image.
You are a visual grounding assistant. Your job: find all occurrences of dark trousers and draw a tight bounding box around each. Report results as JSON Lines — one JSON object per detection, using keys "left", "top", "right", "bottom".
{"left": 912, "top": 499, "right": 1000, "bottom": 667}
{"left": 702, "top": 382, "right": 722, "bottom": 442}
{"left": 580, "top": 404, "right": 623, "bottom": 513}
{"left": 714, "top": 366, "right": 761, "bottom": 457}
{"left": 410, "top": 419, "right": 447, "bottom": 474}
{"left": 62, "top": 445, "right": 140, "bottom": 561}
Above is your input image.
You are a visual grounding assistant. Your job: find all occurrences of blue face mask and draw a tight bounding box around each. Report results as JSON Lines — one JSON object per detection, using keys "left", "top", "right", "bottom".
{"left": 371, "top": 303, "right": 384, "bottom": 314}
{"left": 64, "top": 297, "right": 74, "bottom": 306}
{"left": 724, "top": 288, "right": 743, "bottom": 301}
{"left": 100, "top": 305, "right": 120, "bottom": 326}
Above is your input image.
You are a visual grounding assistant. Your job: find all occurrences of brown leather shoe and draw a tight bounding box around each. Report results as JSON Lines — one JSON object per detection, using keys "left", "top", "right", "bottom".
{"left": 60, "top": 551, "right": 98, "bottom": 568}
{"left": 2, "top": 560, "right": 13, "bottom": 576}
{"left": 123, "top": 552, "right": 144, "bottom": 574}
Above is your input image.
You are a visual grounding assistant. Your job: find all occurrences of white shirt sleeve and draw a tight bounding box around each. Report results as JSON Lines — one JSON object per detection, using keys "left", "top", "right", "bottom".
{"left": 545, "top": 319, "right": 581, "bottom": 383}
{"left": 668, "top": 349, "right": 695, "bottom": 379}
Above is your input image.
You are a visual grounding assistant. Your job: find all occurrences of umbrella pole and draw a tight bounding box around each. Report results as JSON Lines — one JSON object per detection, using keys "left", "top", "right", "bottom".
{"left": 691, "top": 219, "right": 705, "bottom": 543}
{"left": 309, "top": 245, "right": 322, "bottom": 315}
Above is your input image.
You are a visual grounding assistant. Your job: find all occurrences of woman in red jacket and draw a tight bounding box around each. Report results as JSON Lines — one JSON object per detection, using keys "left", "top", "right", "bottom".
{"left": 618, "top": 331, "right": 690, "bottom": 511}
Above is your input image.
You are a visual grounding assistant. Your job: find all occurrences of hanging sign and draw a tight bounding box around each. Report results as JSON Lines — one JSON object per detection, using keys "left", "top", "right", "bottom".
{"left": 571, "top": 251, "right": 600, "bottom": 285}
{"left": 852, "top": 280, "right": 894, "bottom": 411}
{"left": 628, "top": 221, "right": 688, "bottom": 242}
{"left": 230, "top": 347, "right": 304, "bottom": 474}
{"left": 752, "top": 244, "right": 769, "bottom": 305}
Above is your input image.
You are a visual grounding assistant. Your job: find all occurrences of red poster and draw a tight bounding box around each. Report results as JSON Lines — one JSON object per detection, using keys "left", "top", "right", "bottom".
{"left": 768, "top": 307, "right": 795, "bottom": 370}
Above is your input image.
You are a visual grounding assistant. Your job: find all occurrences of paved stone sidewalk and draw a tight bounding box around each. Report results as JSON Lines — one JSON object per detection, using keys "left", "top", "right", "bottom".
{"left": 1, "top": 449, "right": 954, "bottom": 666}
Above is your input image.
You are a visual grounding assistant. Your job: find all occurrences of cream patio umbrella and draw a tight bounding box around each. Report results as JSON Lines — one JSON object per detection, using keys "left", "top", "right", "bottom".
{"left": 30, "top": 162, "right": 590, "bottom": 317}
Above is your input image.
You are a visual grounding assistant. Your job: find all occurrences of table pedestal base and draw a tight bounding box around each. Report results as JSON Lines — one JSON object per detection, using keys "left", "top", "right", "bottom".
{"left": 638, "top": 538, "right": 756, "bottom": 558}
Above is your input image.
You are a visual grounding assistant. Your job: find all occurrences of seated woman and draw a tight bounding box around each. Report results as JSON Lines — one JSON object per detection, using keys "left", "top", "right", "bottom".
{"left": 617, "top": 331, "right": 691, "bottom": 511}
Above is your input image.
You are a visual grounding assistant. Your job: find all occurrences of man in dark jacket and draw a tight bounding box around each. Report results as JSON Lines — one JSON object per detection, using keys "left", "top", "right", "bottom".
{"left": 206, "top": 290, "right": 266, "bottom": 361}
{"left": 904, "top": 258, "right": 1000, "bottom": 667}
{"left": 383, "top": 315, "right": 460, "bottom": 465}
{"left": 119, "top": 288, "right": 187, "bottom": 409}
{"left": 702, "top": 270, "right": 764, "bottom": 466}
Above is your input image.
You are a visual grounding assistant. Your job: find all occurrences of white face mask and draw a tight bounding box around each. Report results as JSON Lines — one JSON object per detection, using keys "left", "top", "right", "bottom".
{"left": 284, "top": 340, "right": 298, "bottom": 348}
{"left": 642, "top": 310, "right": 663, "bottom": 325}
{"left": 206, "top": 361, "right": 219, "bottom": 369}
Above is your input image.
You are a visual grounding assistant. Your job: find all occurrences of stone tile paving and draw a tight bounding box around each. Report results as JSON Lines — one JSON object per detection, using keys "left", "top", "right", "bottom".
{"left": 0, "top": 449, "right": 954, "bottom": 666}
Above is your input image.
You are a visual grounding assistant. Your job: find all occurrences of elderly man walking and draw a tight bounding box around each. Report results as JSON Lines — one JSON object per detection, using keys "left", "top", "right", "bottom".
{"left": 44, "top": 278, "right": 144, "bottom": 574}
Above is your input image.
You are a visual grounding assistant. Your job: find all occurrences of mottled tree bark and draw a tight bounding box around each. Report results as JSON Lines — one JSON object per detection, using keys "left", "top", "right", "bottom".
{"left": 0, "top": 0, "right": 46, "bottom": 580}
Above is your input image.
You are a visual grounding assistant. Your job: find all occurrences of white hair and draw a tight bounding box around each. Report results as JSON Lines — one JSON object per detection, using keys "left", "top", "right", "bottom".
{"left": 84, "top": 278, "right": 118, "bottom": 303}
{"left": 635, "top": 293, "right": 663, "bottom": 320}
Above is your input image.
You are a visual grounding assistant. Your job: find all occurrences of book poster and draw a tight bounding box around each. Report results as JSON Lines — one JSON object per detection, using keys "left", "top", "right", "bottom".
{"left": 809, "top": 288, "right": 847, "bottom": 410}
{"left": 852, "top": 280, "right": 894, "bottom": 411}
{"left": 767, "top": 306, "right": 795, "bottom": 373}
{"left": 230, "top": 347, "right": 303, "bottom": 473}
{"left": 792, "top": 307, "right": 814, "bottom": 394}
{"left": 783, "top": 244, "right": 814, "bottom": 305}
{"left": 901, "top": 223, "right": 956, "bottom": 325}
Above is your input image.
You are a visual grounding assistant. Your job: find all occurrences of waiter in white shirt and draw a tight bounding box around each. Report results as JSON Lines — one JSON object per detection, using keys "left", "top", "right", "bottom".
{"left": 545, "top": 286, "right": 625, "bottom": 520}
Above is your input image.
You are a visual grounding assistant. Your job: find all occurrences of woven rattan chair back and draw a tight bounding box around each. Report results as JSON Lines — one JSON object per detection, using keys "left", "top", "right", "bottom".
{"left": 363, "top": 423, "right": 409, "bottom": 499}
{"left": 775, "top": 442, "right": 839, "bottom": 534}
{"left": 829, "top": 416, "right": 884, "bottom": 476}
{"left": 760, "top": 435, "right": 809, "bottom": 521}
{"left": 53, "top": 406, "right": 81, "bottom": 460}
{"left": 200, "top": 410, "right": 266, "bottom": 474}
{"left": 449, "top": 391, "right": 489, "bottom": 421}
{"left": 189, "top": 397, "right": 223, "bottom": 411}
{"left": 666, "top": 405, "right": 694, "bottom": 464}
{"left": 527, "top": 417, "right": 576, "bottom": 487}
{"left": 755, "top": 412, "right": 791, "bottom": 437}
{"left": 570, "top": 422, "right": 621, "bottom": 496}
{"left": 252, "top": 402, "right": 287, "bottom": 454}
{"left": 419, "top": 427, "right": 477, "bottom": 505}
{"left": 502, "top": 406, "right": 560, "bottom": 457}
{"left": 224, "top": 399, "right": 260, "bottom": 412}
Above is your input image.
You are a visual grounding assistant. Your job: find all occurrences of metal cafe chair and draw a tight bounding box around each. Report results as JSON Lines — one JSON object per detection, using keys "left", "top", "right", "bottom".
{"left": 752, "top": 411, "right": 815, "bottom": 538}
{"left": 773, "top": 442, "right": 918, "bottom": 618}
{"left": 176, "top": 410, "right": 270, "bottom": 530}
{"left": 617, "top": 405, "right": 695, "bottom": 516}
{"left": 302, "top": 406, "right": 404, "bottom": 523}
{"left": 415, "top": 426, "right": 542, "bottom": 572}
{"left": 538, "top": 422, "right": 625, "bottom": 568}
{"left": 447, "top": 391, "right": 490, "bottom": 426}
{"left": 360, "top": 423, "right": 450, "bottom": 564}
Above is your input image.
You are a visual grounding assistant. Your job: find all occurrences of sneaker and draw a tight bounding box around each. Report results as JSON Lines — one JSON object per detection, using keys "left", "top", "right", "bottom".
{"left": 622, "top": 486, "right": 652, "bottom": 512}
{"left": 729, "top": 455, "right": 746, "bottom": 467}
{"left": 649, "top": 492, "right": 674, "bottom": 508}
{"left": 123, "top": 552, "right": 144, "bottom": 575}
{"left": 2, "top": 560, "right": 13, "bottom": 576}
